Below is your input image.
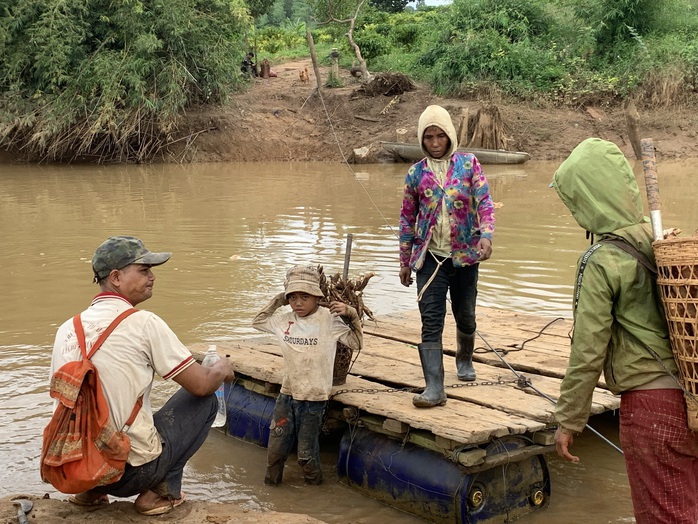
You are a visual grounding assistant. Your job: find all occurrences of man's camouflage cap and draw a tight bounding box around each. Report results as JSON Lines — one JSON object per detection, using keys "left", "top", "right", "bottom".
{"left": 92, "top": 236, "right": 171, "bottom": 283}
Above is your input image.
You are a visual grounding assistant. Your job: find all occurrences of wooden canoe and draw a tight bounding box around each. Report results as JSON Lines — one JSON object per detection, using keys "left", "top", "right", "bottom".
{"left": 381, "top": 141, "right": 531, "bottom": 164}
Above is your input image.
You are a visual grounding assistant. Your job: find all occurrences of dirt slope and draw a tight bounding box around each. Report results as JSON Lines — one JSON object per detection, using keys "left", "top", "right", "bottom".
{"left": 170, "top": 58, "right": 698, "bottom": 164}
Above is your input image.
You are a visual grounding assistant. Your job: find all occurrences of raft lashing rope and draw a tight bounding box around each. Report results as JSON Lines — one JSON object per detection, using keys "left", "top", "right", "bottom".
{"left": 314, "top": 85, "right": 398, "bottom": 238}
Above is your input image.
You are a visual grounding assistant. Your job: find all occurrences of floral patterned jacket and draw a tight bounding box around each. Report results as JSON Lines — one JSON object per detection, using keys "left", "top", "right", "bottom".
{"left": 399, "top": 152, "right": 495, "bottom": 270}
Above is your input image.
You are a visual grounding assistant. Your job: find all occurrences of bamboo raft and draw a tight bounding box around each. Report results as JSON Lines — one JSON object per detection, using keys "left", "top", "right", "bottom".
{"left": 195, "top": 306, "right": 618, "bottom": 459}
{"left": 195, "top": 307, "right": 619, "bottom": 523}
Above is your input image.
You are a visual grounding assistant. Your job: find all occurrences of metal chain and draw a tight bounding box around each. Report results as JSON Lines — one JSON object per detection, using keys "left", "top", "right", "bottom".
{"left": 330, "top": 376, "right": 526, "bottom": 399}
{"left": 447, "top": 376, "right": 521, "bottom": 389}
{"left": 330, "top": 386, "right": 411, "bottom": 398}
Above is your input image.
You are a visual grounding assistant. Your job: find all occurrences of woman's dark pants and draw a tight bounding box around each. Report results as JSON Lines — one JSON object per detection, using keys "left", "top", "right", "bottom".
{"left": 416, "top": 253, "right": 479, "bottom": 343}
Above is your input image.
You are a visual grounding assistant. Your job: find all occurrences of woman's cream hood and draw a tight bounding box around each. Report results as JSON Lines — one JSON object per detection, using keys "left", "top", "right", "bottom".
{"left": 417, "top": 105, "right": 458, "bottom": 160}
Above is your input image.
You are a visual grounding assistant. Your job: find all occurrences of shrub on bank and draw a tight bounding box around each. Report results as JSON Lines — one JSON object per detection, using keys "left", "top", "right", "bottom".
{"left": 349, "top": 0, "right": 698, "bottom": 107}
{"left": 0, "top": 0, "right": 251, "bottom": 162}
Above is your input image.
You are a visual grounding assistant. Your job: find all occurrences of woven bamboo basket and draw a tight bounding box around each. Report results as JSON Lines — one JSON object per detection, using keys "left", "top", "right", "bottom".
{"left": 332, "top": 341, "right": 353, "bottom": 386}
{"left": 654, "top": 236, "right": 698, "bottom": 430}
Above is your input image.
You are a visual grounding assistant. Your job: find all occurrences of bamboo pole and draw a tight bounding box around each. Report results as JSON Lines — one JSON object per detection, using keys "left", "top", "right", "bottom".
{"left": 641, "top": 138, "right": 663, "bottom": 241}
{"left": 306, "top": 30, "right": 322, "bottom": 91}
{"left": 625, "top": 99, "right": 642, "bottom": 160}
{"left": 343, "top": 234, "right": 353, "bottom": 280}
{"left": 457, "top": 107, "right": 469, "bottom": 147}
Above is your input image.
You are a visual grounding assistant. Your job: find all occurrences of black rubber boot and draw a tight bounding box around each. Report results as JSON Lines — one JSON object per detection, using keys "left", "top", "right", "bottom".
{"left": 413, "top": 342, "right": 447, "bottom": 408}
{"left": 456, "top": 331, "right": 476, "bottom": 382}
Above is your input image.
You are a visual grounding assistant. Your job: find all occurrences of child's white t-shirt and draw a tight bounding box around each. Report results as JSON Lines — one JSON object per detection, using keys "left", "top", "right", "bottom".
{"left": 253, "top": 305, "right": 358, "bottom": 401}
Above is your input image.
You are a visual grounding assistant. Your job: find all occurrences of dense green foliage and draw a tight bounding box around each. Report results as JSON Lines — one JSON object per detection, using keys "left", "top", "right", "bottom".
{"left": 247, "top": 0, "right": 277, "bottom": 18}
{"left": 0, "top": 0, "right": 251, "bottom": 162}
{"left": 369, "top": 0, "right": 698, "bottom": 105}
{"left": 369, "top": 0, "right": 409, "bottom": 14}
{"left": 256, "top": 0, "right": 698, "bottom": 107}
{"left": 2, "top": 0, "right": 698, "bottom": 163}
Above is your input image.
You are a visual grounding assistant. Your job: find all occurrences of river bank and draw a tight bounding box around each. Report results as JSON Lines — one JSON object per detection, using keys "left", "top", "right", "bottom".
{"left": 2, "top": 58, "right": 697, "bottom": 166}
{"left": 166, "top": 58, "right": 698, "bottom": 165}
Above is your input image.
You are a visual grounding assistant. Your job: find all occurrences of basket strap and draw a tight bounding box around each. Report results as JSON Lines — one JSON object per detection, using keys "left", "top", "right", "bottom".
{"left": 574, "top": 240, "right": 657, "bottom": 313}
{"left": 601, "top": 238, "right": 657, "bottom": 276}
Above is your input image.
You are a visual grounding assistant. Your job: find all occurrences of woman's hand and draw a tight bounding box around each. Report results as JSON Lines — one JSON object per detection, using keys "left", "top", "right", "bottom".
{"left": 477, "top": 238, "right": 493, "bottom": 261}
{"left": 399, "top": 266, "right": 413, "bottom": 287}
{"left": 554, "top": 426, "right": 580, "bottom": 463}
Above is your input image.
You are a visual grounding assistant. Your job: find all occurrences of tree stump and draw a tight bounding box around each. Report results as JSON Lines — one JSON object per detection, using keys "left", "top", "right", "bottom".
{"left": 467, "top": 105, "right": 510, "bottom": 150}
{"left": 260, "top": 59, "right": 270, "bottom": 79}
{"left": 349, "top": 146, "right": 378, "bottom": 164}
{"left": 457, "top": 107, "right": 469, "bottom": 147}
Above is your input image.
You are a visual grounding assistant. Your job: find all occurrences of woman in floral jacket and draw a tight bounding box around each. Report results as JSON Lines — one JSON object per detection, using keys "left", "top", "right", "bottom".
{"left": 399, "top": 105, "right": 495, "bottom": 408}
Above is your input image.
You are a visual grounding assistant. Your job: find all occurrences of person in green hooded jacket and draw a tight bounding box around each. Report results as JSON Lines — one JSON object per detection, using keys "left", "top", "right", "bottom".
{"left": 550, "top": 138, "right": 698, "bottom": 523}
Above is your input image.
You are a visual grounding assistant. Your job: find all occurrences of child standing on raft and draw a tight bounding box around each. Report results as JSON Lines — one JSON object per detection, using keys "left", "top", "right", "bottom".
{"left": 252, "top": 265, "right": 363, "bottom": 485}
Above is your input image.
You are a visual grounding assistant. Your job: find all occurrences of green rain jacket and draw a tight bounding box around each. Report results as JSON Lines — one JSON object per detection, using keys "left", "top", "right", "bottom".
{"left": 551, "top": 138, "right": 677, "bottom": 433}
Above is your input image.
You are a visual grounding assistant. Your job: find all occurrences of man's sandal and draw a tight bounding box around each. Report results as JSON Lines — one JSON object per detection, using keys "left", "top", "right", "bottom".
{"left": 135, "top": 492, "right": 186, "bottom": 516}
{"left": 68, "top": 492, "right": 109, "bottom": 506}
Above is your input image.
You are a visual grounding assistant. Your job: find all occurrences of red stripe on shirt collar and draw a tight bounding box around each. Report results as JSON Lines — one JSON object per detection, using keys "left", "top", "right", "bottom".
{"left": 91, "top": 292, "right": 134, "bottom": 306}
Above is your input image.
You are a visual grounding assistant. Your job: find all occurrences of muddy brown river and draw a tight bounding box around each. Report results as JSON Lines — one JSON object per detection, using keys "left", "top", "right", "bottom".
{"left": 1, "top": 158, "right": 696, "bottom": 522}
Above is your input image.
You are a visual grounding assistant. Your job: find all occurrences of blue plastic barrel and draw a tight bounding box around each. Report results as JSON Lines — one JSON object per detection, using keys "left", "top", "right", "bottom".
{"left": 338, "top": 426, "right": 550, "bottom": 523}
{"left": 224, "top": 381, "right": 275, "bottom": 447}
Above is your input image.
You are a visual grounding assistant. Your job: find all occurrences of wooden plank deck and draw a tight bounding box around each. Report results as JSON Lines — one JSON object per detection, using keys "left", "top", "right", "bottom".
{"left": 198, "top": 306, "right": 620, "bottom": 454}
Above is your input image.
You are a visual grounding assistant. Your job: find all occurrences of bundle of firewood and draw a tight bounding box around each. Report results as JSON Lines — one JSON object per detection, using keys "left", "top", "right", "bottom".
{"left": 354, "top": 72, "right": 415, "bottom": 97}
{"left": 317, "top": 265, "right": 375, "bottom": 322}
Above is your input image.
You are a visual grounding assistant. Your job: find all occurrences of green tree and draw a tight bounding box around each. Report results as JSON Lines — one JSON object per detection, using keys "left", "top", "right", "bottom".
{"left": 0, "top": 0, "right": 251, "bottom": 163}
{"left": 247, "top": 0, "right": 277, "bottom": 18}
{"left": 311, "top": 0, "right": 373, "bottom": 79}
{"left": 370, "top": 0, "right": 409, "bottom": 13}
{"left": 571, "top": 0, "right": 684, "bottom": 55}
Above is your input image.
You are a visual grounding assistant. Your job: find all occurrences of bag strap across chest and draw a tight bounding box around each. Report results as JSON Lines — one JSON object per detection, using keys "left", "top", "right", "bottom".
{"left": 574, "top": 238, "right": 657, "bottom": 313}
{"left": 601, "top": 237, "right": 657, "bottom": 276}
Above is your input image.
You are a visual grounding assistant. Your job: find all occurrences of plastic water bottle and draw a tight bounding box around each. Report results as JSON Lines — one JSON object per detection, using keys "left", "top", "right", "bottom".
{"left": 202, "top": 345, "right": 227, "bottom": 428}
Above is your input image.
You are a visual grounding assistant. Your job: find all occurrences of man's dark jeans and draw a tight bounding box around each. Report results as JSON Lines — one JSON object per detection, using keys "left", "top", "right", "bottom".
{"left": 416, "top": 252, "right": 479, "bottom": 344}
{"left": 94, "top": 388, "right": 217, "bottom": 499}
{"left": 265, "top": 393, "right": 326, "bottom": 485}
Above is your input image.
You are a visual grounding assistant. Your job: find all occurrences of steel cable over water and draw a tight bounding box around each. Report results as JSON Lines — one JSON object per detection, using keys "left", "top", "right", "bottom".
{"left": 314, "top": 87, "right": 623, "bottom": 456}
{"left": 314, "top": 87, "right": 398, "bottom": 238}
